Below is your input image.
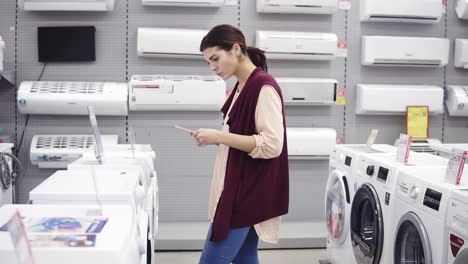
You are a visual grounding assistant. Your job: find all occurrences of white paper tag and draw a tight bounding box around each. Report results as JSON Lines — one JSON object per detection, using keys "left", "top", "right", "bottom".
{"left": 338, "top": 0, "right": 351, "bottom": 10}
{"left": 128, "top": 125, "right": 136, "bottom": 159}
{"left": 365, "top": 129, "right": 379, "bottom": 152}
{"left": 224, "top": 0, "right": 238, "bottom": 6}
{"left": 396, "top": 134, "right": 412, "bottom": 164}
{"left": 87, "top": 106, "right": 104, "bottom": 164}
{"left": 8, "top": 211, "right": 34, "bottom": 264}
{"left": 336, "top": 41, "right": 348, "bottom": 58}
{"left": 442, "top": 0, "right": 447, "bottom": 14}
{"left": 445, "top": 148, "right": 467, "bottom": 185}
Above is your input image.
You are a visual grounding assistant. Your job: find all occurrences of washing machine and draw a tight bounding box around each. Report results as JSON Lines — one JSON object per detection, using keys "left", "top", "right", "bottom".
{"left": 28, "top": 168, "right": 153, "bottom": 263}
{"left": 0, "top": 143, "right": 14, "bottom": 207}
{"left": 0, "top": 204, "right": 147, "bottom": 264}
{"left": 446, "top": 189, "right": 468, "bottom": 264}
{"left": 326, "top": 144, "right": 397, "bottom": 264}
{"left": 350, "top": 151, "right": 450, "bottom": 264}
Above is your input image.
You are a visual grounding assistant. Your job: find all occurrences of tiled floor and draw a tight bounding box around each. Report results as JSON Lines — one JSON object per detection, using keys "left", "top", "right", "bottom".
{"left": 154, "top": 248, "right": 327, "bottom": 263}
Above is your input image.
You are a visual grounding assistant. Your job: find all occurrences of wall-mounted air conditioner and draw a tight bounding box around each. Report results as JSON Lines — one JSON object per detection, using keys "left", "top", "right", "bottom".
{"left": 142, "top": 0, "right": 224, "bottom": 7}
{"left": 30, "top": 134, "right": 119, "bottom": 169}
{"left": 446, "top": 86, "right": 468, "bottom": 116}
{"left": 362, "top": 36, "right": 449, "bottom": 67}
{"left": 356, "top": 84, "right": 444, "bottom": 115}
{"left": 455, "top": 39, "right": 468, "bottom": 69}
{"left": 456, "top": 0, "right": 468, "bottom": 19}
{"left": 256, "top": 0, "right": 338, "bottom": 14}
{"left": 360, "top": 0, "right": 442, "bottom": 23}
{"left": 17, "top": 81, "right": 128, "bottom": 116}
{"left": 286, "top": 127, "right": 336, "bottom": 159}
{"left": 129, "top": 75, "right": 226, "bottom": 111}
{"left": 276, "top": 78, "right": 337, "bottom": 105}
{"left": 256, "top": 31, "right": 337, "bottom": 60}
{"left": 0, "top": 36, "right": 4, "bottom": 78}
{"left": 137, "top": 28, "right": 207, "bottom": 59}
{"left": 18, "top": 0, "right": 115, "bottom": 11}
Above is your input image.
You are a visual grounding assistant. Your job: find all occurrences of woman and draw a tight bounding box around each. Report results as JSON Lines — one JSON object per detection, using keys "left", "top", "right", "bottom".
{"left": 193, "top": 24, "right": 289, "bottom": 264}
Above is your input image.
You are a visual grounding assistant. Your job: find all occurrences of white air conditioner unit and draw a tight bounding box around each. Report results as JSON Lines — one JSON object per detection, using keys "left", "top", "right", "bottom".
{"left": 393, "top": 138, "right": 441, "bottom": 154}
{"left": 129, "top": 75, "right": 226, "bottom": 111}
{"left": 455, "top": 39, "right": 468, "bottom": 69}
{"left": 0, "top": 36, "right": 4, "bottom": 78}
{"left": 456, "top": 0, "right": 468, "bottom": 19}
{"left": 137, "top": 28, "right": 207, "bottom": 59}
{"left": 17, "top": 81, "right": 128, "bottom": 116}
{"left": 30, "top": 134, "right": 119, "bottom": 169}
{"left": 286, "top": 127, "right": 336, "bottom": 159}
{"left": 362, "top": 36, "right": 449, "bottom": 67}
{"left": 142, "top": 0, "right": 223, "bottom": 7}
{"left": 256, "top": 0, "right": 338, "bottom": 14}
{"left": 18, "top": 0, "right": 115, "bottom": 11}
{"left": 356, "top": 84, "right": 444, "bottom": 115}
{"left": 256, "top": 31, "right": 337, "bottom": 60}
{"left": 446, "top": 86, "right": 468, "bottom": 116}
{"left": 276, "top": 78, "right": 337, "bottom": 105}
{"left": 360, "top": 0, "right": 442, "bottom": 23}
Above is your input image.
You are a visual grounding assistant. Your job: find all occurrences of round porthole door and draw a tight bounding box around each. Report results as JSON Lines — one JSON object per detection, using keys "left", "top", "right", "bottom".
{"left": 326, "top": 169, "right": 351, "bottom": 245}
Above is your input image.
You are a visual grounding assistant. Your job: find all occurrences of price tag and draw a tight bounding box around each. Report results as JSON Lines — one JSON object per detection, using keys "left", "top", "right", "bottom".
{"left": 8, "top": 211, "right": 34, "bottom": 264}
{"left": 336, "top": 135, "right": 345, "bottom": 144}
{"left": 396, "top": 134, "right": 412, "bottom": 164}
{"left": 336, "top": 87, "right": 346, "bottom": 106}
{"left": 365, "top": 129, "right": 379, "bottom": 152}
{"left": 442, "top": 0, "right": 447, "bottom": 14}
{"left": 338, "top": 0, "right": 351, "bottom": 10}
{"left": 87, "top": 106, "right": 104, "bottom": 164}
{"left": 336, "top": 41, "right": 348, "bottom": 58}
{"left": 445, "top": 148, "right": 467, "bottom": 185}
{"left": 406, "top": 106, "right": 429, "bottom": 139}
{"left": 128, "top": 125, "right": 136, "bottom": 159}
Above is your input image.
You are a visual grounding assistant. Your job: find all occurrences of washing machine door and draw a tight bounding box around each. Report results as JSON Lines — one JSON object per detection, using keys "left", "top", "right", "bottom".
{"left": 350, "top": 184, "right": 384, "bottom": 264}
{"left": 326, "top": 169, "right": 351, "bottom": 245}
{"left": 394, "top": 212, "right": 432, "bottom": 264}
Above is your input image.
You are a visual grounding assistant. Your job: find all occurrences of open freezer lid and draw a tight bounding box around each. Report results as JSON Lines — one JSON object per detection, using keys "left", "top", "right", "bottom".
{"left": 29, "top": 170, "right": 143, "bottom": 202}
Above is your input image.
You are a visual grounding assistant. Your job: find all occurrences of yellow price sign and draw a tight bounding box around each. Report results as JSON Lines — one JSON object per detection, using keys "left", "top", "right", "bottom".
{"left": 406, "top": 106, "right": 429, "bottom": 139}
{"left": 336, "top": 87, "right": 346, "bottom": 106}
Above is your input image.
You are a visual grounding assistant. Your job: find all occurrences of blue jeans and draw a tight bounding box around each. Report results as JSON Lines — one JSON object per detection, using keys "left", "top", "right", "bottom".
{"left": 199, "top": 225, "right": 259, "bottom": 264}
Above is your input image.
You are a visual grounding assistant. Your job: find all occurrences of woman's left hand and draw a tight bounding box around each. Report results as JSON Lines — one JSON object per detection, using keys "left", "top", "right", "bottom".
{"left": 193, "top": 128, "right": 223, "bottom": 146}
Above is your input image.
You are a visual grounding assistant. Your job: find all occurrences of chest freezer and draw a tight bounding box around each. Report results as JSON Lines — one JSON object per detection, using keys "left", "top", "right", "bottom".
{"left": 0, "top": 204, "right": 148, "bottom": 264}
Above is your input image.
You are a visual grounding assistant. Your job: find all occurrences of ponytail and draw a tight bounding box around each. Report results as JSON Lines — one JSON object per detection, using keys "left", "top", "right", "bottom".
{"left": 247, "top": 46, "right": 268, "bottom": 72}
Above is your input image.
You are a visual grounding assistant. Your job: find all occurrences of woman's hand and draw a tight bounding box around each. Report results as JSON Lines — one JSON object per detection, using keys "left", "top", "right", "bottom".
{"left": 192, "top": 128, "right": 223, "bottom": 146}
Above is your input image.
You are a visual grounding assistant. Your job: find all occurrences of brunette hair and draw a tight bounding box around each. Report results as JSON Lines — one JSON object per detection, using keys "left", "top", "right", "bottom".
{"left": 200, "top": 24, "right": 268, "bottom": 72}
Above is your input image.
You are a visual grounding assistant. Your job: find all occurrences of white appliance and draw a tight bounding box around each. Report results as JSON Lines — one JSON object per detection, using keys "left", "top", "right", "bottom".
{"left": 446, "top": 86, "right": 468, "bottom": 117}
{"left": 350, "top": 152, "right": 449, "bottom": 264}
{"left": 361, "top": 35, "right": 450, "bottom": 67}
{"left": 456, "top": 0, "right": 468, "bottom": 19}
{"left": 360, "top": 0, "right": 442, "bottom": 23}
{"left": 286, "top": 128, "right": 336, "bottom": 159}
{"left": 355, "top": 84, "right": 444, "bottom": 115}
{"left": 276, "top": 78, "right": 337, "bottom": 105}
{"left": 0, "top": 144, "right": 14, "bottom": 207}
{"left": 428, "top": 143, "right": 468, "bottom": 158}
{"left": 17, "top": 81, "right": 128, "bottom": 116}
{"left": 0, "top": 204, "right": 148, "bottom": 264}
{"left": 326, "top": 144, "right": 397, "bottom": 264}
{"left": 30, "top": 135, "right": 119, "bottom": 169}
{"left": 137, "top": 28, "right": 207, "bottom": 58}
{"left": 0, "top": 36, "right": 4, "bottom": 78}
{"left": 256, "top": 31, "right": 337, "bottom": 60}
{"left": 256, "top": 0, "right": 338, "bottom": 14}
{"left": 391, "top": 166, "right": 468, "bottom": 264}
{"left": 446, "top": 189, "right": 468, "bottom": 264}
{"left": 408, "top": 138, "right": 441, "bottom": 154}
{"left": 142, "top": 0, "right": 223, "bottom": 7}
{"left": 129, "top": 75, "right": 226, "bottom": 111}
{"left": 455, "top": 39, "right": 468, "bottom": 69}
{"left": 18, "top": 0, "right": 115, "bottom": 11}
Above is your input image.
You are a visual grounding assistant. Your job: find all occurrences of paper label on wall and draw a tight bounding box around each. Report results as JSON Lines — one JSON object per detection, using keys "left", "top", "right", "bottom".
{"left": 396, "top": 134, "right": 412, "bottom": 164}
{"left": 365, "top": 129, "right": 379, "bottom": 152}
{"left": 336, "top": 135, "right": 345, "bottom": 144}
{"left": 445, "top": 148, "right": 467, "bottom": 185}
{"left": 338, "top": 0, "right": 351, "bottom": 10}
{"left": 224, "top": 0, "right": 238, "bottom": 6}
{"left": 8, "top": 211, "right": 35, "bottom": 264}
{"left": 442, "top": 0, "right": 447, "bottom": 14}
{"left": 336, "top": 87, "right": 346, "bottom": 105}
{"left": 336, "top": 41, "right": 348, "bottom": 58}
{"left": 406, "top": 106, "right": 429, "bottom": 139}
